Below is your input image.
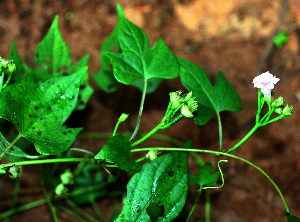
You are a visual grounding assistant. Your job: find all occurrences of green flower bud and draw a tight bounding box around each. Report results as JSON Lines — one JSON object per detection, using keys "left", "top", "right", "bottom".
{"left": 282, "top": 105, "right": 293, "bottom": 116}
{"left": 55, "top": 183, "right": 68, "bottom": 196}
{"left": 272, "top": 96, "right": 285, "bottom": 108}
{"left": 1, "top": 59, "right": 8, "bottom": 69}
{"left": 181, "top": 104, "right": 194, "bottom": 118}
{"left": 274, "top": 107, "right": 283, "bottom": 115}
{"left": 8, "top": 61, "right": 16, "bottom": 73}
{"left": 147, "top": 149, "right": 157, "bottom": 160}
{"left": 170, "top": 90, "right": 183, "bottom": 109}
{"left": 119, "top": 113, "right": 129, "bottom": 122}
{"left": 60, "top": 169, "right": 74, "bottom": 185}
{"left": 8, "top": 165, "right": 22, "bottom": 179}
{"left": 184, "top": 91, "right": 193, "bottom": 101}
{"left": 187, "top": 99, "right": 198, "bottom": 111}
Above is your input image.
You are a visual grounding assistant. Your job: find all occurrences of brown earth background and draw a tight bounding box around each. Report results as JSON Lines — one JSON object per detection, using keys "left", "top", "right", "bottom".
{"left": 1, "top": 0, "right": 300, "bottom": 221}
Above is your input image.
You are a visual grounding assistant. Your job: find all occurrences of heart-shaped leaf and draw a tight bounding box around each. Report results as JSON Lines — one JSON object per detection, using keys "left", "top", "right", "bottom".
{"left": 104, "top": 17, "right": 179, "bottom": 85}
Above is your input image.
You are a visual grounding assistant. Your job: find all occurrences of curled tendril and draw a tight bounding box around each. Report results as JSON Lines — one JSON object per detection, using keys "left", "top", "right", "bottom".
{"left": 202, "top": 160, "right": 228, "bottom": 190}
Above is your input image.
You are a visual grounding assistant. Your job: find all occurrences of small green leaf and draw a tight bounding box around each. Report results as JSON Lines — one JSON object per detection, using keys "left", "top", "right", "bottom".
{"left": 178, "top": 57, "right": 242, "bottom": 125}
{"left": 105, "top": 18, "right": 179, "bottom": 85}
{"left": 189, "top": 161, "right": 220, "bottom": 187}
{"left": 94, "top": 135, "right": 142, "bottom": 171}
{"left": 287, "top": 215, "right": 300, "bottom": 222}
{"left": 0, "top": 132, "right": 28, "bottom": 161}
{"left": 0, "top": 69, "right": 85, "bottom": 155}
{"left": 116, "top": 152, "right": 189, "bottom": 222}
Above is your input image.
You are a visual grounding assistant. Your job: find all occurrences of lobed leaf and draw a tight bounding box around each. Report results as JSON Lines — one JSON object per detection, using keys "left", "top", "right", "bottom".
{"left": 0, "top": 69, "right": 85, "bottom": 155}
{"left": 22, "top": 15, "right": 93, "bottom": 110}
{"left": 178, "top": 57, "right": 242, "bottom": 125}
{"left": 104, "top": 14, "right": 179, "bottom": 87}
{"left": 116, "top": 151, "right": 189, "bottom": 222}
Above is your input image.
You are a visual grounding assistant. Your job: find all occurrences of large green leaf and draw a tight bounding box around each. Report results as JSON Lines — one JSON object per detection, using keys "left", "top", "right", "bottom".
{"left": 94, "top": 135, "right": 142, "bottom": 172}
{"left": 178, "top": 57, "right": 242, "bottom": 125}
{"left": 0, "top": 69, "right": 85, "bottom": 155}
{"left": 116, "top": 151, "right": 189, "bottom": 222}
{"left": 104, "top": 16, "right": 179, "bottom": 86}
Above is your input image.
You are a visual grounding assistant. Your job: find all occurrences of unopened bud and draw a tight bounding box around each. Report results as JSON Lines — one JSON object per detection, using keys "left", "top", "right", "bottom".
{"left": 60, "top": 169, "right": 74, "bottom": 185}
{"left": 119, "top": 113, "right": 129, "bottom": 122}
{"left": 181, "top": 104, "right": 194, "bottom": 118}
{"left": 282, "top": 105, "right": 293, "bottom": 116}
{"left": 55, "top": 183, "right": 68, "bottom": 196}
{"left": 272, "top": 96, "right": 285, "bottom": 108}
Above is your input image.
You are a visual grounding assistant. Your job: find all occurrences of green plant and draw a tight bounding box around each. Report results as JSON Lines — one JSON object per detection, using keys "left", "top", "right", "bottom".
{"left": 0, "top": 4, "right": 299, "bottom": 222}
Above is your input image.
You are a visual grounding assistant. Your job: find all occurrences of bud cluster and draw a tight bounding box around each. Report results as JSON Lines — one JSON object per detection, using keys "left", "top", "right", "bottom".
{"left": 55, "top": 169, "right": 74, "bottom": 196}
{"left": 169, "top": 91, "right": 198, "bottom": 118}
{"left": 271, "top": 96, "right": 293, "bottom": 116}
{"left": 0, "top": 57, "right": 16, "bottom": 74}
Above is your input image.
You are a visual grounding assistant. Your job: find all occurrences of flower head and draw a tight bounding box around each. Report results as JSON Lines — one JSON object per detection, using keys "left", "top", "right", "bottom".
{"left": 253, "top": 71, "right": 280, "bottom": 96}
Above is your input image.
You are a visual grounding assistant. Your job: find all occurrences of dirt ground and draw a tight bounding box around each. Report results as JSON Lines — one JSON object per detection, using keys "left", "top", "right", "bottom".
{"left": 0, "top": 0, "right": 300, "bottom": 221}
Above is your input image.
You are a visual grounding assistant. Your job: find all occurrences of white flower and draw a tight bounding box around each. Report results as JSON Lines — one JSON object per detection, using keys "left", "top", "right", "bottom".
{"left": 253, "top": 71, "right": 280, "bottom": 96}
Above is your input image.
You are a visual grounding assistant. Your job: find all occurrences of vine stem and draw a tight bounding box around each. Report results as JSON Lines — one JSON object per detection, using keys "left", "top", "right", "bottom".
{"left": 224, "top": 124, "right": 260, "bottom": 154}
{"left": 130, "top": 78, "right": 147, "bottom": 141}
{"left": 1, "top": 158, "right": 94, "bottom": 168}
{"left": 186, "top": 187, "right": 202, "bottom": 222}
{"left": 130, "top": 147, "right": 291, "bottom": 215}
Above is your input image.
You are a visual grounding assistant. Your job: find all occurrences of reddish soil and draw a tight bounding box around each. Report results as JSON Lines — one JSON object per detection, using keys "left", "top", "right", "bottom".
{"left": 1, "top": 0, "right": 300, "bottom": 222}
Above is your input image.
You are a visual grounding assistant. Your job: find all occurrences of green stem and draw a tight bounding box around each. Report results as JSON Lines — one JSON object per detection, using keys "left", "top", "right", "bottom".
{"left": 186, "top": 187, "right": 202, "bottom": 222}
{"left": 12, "top": 174, "right": 22, "bottom": 208}
{"left": 216, "top": 112, "right": 223, "bottom": 152}
{"left": 0, "top": 133, "right": 22, "bottom": 161}
{"left": 90, "top": 199, "right": 106, "bottom": 222}
{"left": 205, "top": 189, "right": 211, "bottom": 222}
{"left": 79, "top": 131, "right": 184, "bottom": 147}
{"left": 131, "top": 123, "right": 163, "bottom": 147}
{"left": 130, "top": 78, "right": 147, "bottom": 141}
{"left": 131, "top": 147, "right": 291, "bottom": 214}
{"left": 68, "top": 148, "right": 95, "bottom": 157}
{"left": 1, "top": 158, "right": 94, "bottom": 168}
{"left": 224, "top": 124, "right": 260, "bottom": 154}
{"left": 0, "top": 180, "right": 111, "bottom": 220}
{"left": 0, "top": 70, "right": 4, "bottom": 92}
{"left": 0, "top": 199, "right": 47, "bottom": 220}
